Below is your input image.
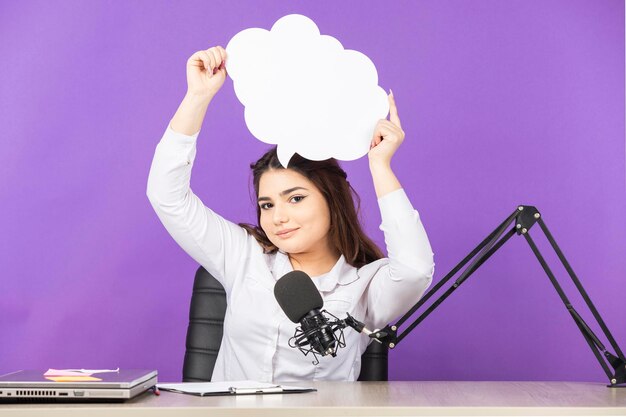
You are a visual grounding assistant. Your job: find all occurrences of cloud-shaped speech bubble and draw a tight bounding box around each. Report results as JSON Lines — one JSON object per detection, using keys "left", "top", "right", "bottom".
{"left": 226, "top": 14, "right": 389, "bottom": 167}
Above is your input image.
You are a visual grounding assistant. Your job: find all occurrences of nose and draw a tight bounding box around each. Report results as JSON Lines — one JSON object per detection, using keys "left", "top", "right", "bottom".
{"left": 272, "top": 203, "right": 289, "bottom": 225}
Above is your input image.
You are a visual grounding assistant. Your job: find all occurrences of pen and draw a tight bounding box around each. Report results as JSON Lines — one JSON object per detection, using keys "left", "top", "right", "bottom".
{"left": 230, "top": 386, "right": 283, "bottom": 395}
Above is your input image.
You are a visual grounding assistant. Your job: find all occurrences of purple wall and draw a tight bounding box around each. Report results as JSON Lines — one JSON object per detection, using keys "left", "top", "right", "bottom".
{"left": 1, "top": 0, "right": 624, "bottom": 383}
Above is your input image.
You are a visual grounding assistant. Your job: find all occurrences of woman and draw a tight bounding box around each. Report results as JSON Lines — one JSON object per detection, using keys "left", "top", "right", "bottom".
{"left": 147, "top": 45, "right": 435, "bottom": 382}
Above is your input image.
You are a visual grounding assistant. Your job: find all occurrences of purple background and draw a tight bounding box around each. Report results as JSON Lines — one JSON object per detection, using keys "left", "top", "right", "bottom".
{"left": 1, "top": 0, "right": 624, "bottom": 384}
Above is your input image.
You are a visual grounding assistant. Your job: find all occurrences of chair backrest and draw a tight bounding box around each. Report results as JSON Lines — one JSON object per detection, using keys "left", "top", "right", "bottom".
{"left": 183, "top": 266, "right": 388, "bottom": 382}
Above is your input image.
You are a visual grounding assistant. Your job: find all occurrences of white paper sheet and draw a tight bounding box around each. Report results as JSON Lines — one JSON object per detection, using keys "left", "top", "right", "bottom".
{"left": 157, "top": 380, "right": 277, "bottom": 394}
{"left": 157, "top": 380, "right": 314, "bottom": 395}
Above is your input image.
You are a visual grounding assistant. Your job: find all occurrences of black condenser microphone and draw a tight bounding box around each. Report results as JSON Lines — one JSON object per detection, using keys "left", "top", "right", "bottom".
{"left": 274, "top": 271, "right": 346, "bottom": 362}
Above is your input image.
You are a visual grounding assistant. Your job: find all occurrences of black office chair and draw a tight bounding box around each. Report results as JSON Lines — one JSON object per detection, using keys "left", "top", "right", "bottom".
{"left": 183, "top": 266, "right": 389, "bottom": 382}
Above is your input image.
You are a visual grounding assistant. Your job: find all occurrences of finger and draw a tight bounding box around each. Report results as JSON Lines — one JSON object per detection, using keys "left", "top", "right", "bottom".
{"left": 371, "top": 121, "right": 386, "bottom": 144}
{"left": 371, "top": 129, "right": 383, "bottom": 145}
{"left": 379, "top": 119, "right": 403, "bottom": 135}
{"left": 375, "top": 120, "right": 397, "bottom": 134}
{"left": 215, "top": 50, "right": 227, "bottom": 74}
{"left": 200, "top": 51, "right": 215, "bottom": 73}
{"left": 216, "top": 45, "right": 227, "bottom": 62}
{"left": 216, "top": 47, "right": 228, "bottom": 73}
{"left": 206, "top": 49, "right": 220, "bottom": 71}
{"left": 198, "top": 51, "right": 211, "bottom": 73}
{"left": 208, "top": 47, "right": 223, "bottom": 68}
{"left": 388, "top": 91, "right": 402, "bottom": 129}
{"left": 374, "top": 123, "right": 402, "bottom": 144}
{"left": 188, "top": 51, "right": 207, "bottom": 68}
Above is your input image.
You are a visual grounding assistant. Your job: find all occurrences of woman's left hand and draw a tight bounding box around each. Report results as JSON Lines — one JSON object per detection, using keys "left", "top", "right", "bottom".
{"left": 368, "top": 90, "right": 405, "bottom": 166}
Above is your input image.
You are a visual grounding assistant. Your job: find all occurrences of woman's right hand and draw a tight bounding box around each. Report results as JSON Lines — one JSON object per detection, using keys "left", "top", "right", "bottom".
{"left": 185, "top": 46, "right": 227, "bottom": 99}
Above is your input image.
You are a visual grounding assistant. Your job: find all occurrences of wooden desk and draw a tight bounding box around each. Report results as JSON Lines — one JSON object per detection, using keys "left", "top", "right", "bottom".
{"left": 2, "top": 381, "right": 625, "bottom": 416}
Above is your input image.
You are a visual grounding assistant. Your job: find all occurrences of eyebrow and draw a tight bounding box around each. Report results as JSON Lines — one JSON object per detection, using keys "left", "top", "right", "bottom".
{"left": 257, "top": 187, "right": 309, "bottom": 203}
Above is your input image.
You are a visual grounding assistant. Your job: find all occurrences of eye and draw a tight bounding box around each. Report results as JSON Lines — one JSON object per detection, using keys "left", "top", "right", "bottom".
{"left": 259, "top": 202, "right": 273, "bottom": 210}
{"left": 290, "top": 195, "right": 306, "bottom": 203}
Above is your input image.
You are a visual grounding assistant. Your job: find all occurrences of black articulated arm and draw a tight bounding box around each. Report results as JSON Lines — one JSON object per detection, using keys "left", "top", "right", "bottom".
{"left": 371, "top": 205, "right": 625, "bottom": 388}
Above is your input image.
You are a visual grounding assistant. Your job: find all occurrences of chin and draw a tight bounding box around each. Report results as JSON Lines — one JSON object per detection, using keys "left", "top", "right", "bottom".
{"left": 275, "top": 243, "right": 300, "bottom": 254}
{"left": 273, "top": 240, "right": 306, "bottom": 255}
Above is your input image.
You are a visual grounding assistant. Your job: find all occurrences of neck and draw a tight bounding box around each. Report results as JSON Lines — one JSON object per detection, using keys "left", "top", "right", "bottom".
{"left": 288, "top": 248, "right": 341, "bottom": 277}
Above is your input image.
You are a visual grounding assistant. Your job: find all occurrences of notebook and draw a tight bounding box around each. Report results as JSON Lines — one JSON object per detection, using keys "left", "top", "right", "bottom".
{"left": 0, "top": 369, "right": 158, "bottom": 402}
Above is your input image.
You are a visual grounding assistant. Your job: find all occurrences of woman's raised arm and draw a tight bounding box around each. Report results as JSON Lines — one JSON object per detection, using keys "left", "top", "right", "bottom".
{"left": 365, "top": 91, "right": 435, "bottom": 328}
{"left": 147, "top": 46, "right": 252, "bottom": 293}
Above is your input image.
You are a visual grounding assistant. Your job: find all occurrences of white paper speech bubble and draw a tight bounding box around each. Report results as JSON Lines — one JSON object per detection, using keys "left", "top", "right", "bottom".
{"left": 226, "top": 14, "right": 389, "bottom": 167}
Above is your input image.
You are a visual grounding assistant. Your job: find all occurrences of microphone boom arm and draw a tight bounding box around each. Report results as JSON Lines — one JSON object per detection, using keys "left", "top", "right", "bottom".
{"left": 370, "top": 205, "right": 625, "bottom": 387}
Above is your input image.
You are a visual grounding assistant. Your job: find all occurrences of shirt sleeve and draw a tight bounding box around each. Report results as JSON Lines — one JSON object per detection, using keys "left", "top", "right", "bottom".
{"left": 365, "top": 188, "right": 435, "bottom": 329}
{"left": 146, "top": 124, "right": 253, "bottom": 293}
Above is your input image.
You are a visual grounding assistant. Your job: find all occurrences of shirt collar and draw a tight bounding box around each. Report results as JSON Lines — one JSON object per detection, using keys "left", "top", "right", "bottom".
{"left": 273, "top": 251, "right": 355, "bottom": 293}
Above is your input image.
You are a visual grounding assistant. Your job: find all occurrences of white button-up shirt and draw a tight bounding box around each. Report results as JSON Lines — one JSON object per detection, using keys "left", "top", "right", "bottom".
{"left": 147, "top": 126, "right": 435, "bottom": 382}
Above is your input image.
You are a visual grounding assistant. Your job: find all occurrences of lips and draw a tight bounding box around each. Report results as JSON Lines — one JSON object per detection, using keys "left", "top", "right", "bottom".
{"left": 276, "top": 228, "right": 299, "bottom": 237}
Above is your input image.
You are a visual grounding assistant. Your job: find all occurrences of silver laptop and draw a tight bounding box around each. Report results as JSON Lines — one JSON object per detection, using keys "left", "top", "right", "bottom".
{"left": 0, "top": 369, "right": 158, "bottom": 401}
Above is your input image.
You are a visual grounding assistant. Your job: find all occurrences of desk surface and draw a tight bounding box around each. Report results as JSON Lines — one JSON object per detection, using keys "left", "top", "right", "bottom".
{"left": 1, "top": 381, "right": 626, "bottom": 416}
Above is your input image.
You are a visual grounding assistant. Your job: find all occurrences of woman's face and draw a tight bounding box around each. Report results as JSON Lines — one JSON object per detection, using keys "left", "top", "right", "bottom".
{"left": 258, "top": 168, "right": 332, "bottom": 255}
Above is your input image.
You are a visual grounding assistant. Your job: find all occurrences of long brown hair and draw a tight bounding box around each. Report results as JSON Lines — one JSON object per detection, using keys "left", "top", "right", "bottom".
{"left": 238, "top": 147, "right": 384, "bottom": 269}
